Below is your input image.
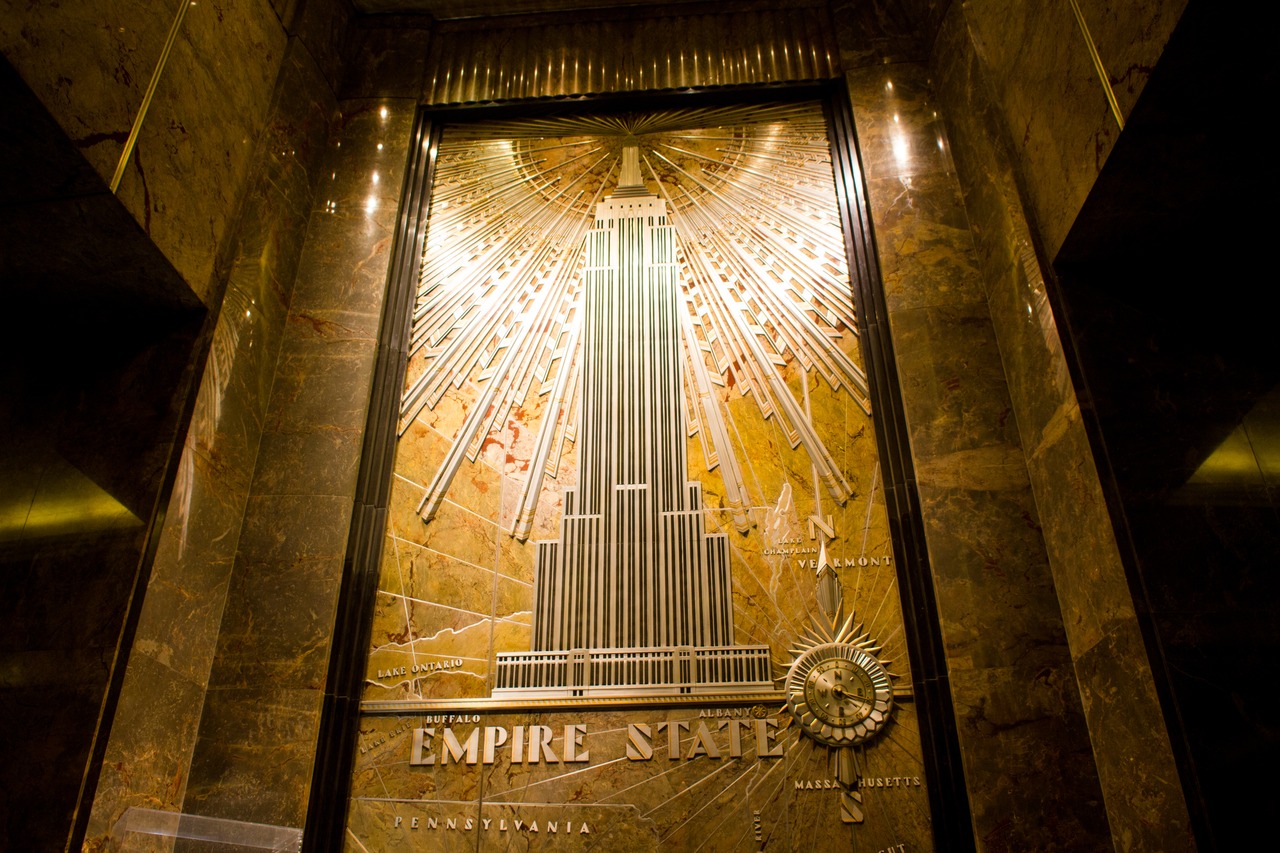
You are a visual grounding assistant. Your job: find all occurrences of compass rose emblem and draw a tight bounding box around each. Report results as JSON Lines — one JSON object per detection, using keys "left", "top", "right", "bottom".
{"left": 782, "top": 540, "right": 899, "bottom": 823}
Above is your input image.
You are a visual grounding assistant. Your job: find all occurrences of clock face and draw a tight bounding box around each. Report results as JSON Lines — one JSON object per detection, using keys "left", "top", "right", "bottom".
{"left": 805, "top": 657, "right": 878, "bottom": 727}
{"left": 787, "top": 644, "right": 894, "bottom": 747}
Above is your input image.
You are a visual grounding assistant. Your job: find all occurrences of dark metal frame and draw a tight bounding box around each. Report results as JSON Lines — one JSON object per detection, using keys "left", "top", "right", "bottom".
{"left": 305, "top": 79, "right": 974, "bottom": 852}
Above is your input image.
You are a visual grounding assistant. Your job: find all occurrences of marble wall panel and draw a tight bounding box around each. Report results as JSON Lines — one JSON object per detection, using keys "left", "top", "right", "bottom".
{"left": 180, "top": 686, "right": 325, "bottom": 829}
{"left": 1021, "top": 414, "right": 1139, "bottom": 659}
{"left": 341, "top": 15, "right": 431, "bottom": 100}
{"left": 882, "top": 303, "right": 1021, "bottom": 460}
{"left": 113, "top": 0, "right": 288, "bottom": 305}
{"left": 176, "top": 97, "right": 416, "bottom": 830}
{"left": 252, "top": 338, "right": 376, "bottom": 495}
{"left": 0, "top": 286, "right": 202, "bottom": 847}
{"left": 0, "top": 1, "right": 172, "bottom": 183}
{"left": 2, "top": 51, "right": 208, "bottom": 843}
{"left": 847, "top": 61, "right": 1112, "bottom": 849}
{"left": 270, "top": 0, "right": 298, "bottom": 24}
{"left": 948, "top": 0, "right": 1195, "bottom": 260}
{"left": 250, "top": 99, "right": 411, "bottom": 501}
{"left": 1073, "top": 620, "right": 1196, "bottom": 850}
{"left": 82, "top": 35, "right": 338, "bottom": 852}
{"left": 865, "top": 171, "right": 985, "bottom": 314}
{"left": 82, "top": 655, "right": 209, "bottom": 853}
{"left": 956, "top": 0, "right": 1116, "bottom": 260}
{"left": 828, "top": 0, "right": 929, "bottom": 69}
{"left": 285, "top": 0, "right": 352, "bottom": 99}
{"left": 209, "top": 554, "right": 343, "bottom": 690}
{"left": 0, "top": 529, "right": 143, "bottom": 850}
{"left": 930, "top": 5, "right": 1195, "bottom": 849}
{"left": 1074, "top": 0, "right": 1187, "bottom": 122}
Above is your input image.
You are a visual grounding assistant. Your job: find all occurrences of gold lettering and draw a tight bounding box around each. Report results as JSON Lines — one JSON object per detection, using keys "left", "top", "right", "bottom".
{"left": 657, "top": 721, "right": 689, "bottom": 759}
{"left": 563, "top": 724, "right": 589, "bottom": 763}
{"left": 626, "top": 724, "right": 653, "bottom": 760}
{"left": 410, "top": 728, "right": 435, "bottom": 765}
{"left": 687, "top": 721, "right": 721, "bottom": 759}
{"left": 755, "top": 719, "right": 784, "bottom": 757}
{"left": 527, "top": 725, "right": 557, "bottom": 763}
{"left": 482, "top": 726, "right": 507, "bottom": 764}
{"left": 511, "top": 726, "right": 525, "bottom": 764}
{"left": 726, "top": 719, "right": 750, "bottom": 757}
{"left": 441, "top": 727, "right": 480, "bottom": 765}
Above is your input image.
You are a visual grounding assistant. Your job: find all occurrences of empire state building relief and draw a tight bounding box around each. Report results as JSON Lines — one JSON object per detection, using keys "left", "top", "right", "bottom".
{"left": 349, "top": 100, "right": 931, "bottom": 851}
{"left": 372, "top": 103, "right": 885, "bottom": 706}
{"left": 494, "top": 144, "right": 773, "bottom": 698}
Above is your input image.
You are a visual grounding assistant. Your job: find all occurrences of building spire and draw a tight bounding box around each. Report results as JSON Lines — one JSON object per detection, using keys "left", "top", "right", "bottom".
{"left": 612, "top": 144, "right": 649, "bottom": 197}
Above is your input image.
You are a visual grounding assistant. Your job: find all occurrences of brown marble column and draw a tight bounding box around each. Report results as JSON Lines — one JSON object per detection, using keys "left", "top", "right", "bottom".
{"left": 845, "top": 63, "right": 1112, "bottom": 850}
{"left": 174, "top": 96, "right": 416, "bottom": 831}
{"left": 929, "top": 3, "right": 1195, "bottom": 849}
{"left": 81, "top": 36, "right": 338, "bottom": 851}
{"left": 948, "top": 0, "right": 1186, "bottom": 260}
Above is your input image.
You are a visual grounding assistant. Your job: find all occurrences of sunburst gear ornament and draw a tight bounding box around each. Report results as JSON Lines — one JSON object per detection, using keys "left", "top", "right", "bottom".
{"left": 782, "top": 539, "right": 899, "bottom": 824}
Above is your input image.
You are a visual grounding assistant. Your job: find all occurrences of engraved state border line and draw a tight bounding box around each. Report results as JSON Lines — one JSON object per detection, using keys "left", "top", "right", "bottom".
{"left": 361, "top": 692, "right": 787, "bottom": 714}
{"left": 360, "top": 688, "right": 913, "bottom": 714}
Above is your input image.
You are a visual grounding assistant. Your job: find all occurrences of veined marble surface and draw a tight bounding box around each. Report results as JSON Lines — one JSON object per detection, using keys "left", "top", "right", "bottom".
{"left": 931, "top": 5, "right": 1195, "bottom": 848}
{"left": 847, "top": 61, "right": 1113, "bottom": 851}
{"left": 82, "top": 36, "right": 339, "bottom": 853}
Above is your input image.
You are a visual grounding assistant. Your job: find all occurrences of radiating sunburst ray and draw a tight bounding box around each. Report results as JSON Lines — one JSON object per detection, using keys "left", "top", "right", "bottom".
{"left": 403, "top": 102, "right": 868, "bottom": 540}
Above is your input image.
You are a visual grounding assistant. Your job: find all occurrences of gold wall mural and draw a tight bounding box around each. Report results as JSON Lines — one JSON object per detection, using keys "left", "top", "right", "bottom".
{"left": 347, "top": 101, "right": 933, "bottom": 850}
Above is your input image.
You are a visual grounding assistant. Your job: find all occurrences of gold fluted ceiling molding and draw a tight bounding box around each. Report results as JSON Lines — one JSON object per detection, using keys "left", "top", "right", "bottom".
{"left": 423, "top": 5, "right": 841, "bottom": 105}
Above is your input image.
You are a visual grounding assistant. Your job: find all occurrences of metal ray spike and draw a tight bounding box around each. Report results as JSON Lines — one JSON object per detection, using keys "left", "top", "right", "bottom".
{"left": 840, "top": 790, "right": 865, "bottom": 824}
{"left": 831, "top": 744, "right": 861, "bottom": 787}
{"left": 815, "top": 540, "right": 843, "bottom": 628}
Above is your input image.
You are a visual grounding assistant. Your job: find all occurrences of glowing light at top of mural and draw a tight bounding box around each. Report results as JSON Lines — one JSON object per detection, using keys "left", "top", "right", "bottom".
{"left": 404, "top": 103, "right": 870, "bottom": 543}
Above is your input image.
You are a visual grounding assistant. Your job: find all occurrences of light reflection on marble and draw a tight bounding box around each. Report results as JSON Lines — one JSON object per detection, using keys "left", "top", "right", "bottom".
{"left": 930, "top": 4, "right": 1196, "bottom": 848}
{"left": 176, "top": 96, "right": 417, "bottom": 831}
{"left": 81, "top": 34, "right": 339, "bottom": 852}
{"left": 113, "top": 0, "right": 289, "bottom": 304}
{"left": 847, "top": 61, "right": 1112, "bottom": 850}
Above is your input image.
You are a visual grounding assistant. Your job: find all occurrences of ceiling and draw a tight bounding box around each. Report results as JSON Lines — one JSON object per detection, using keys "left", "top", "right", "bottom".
{"left": 352, "top": 0, "right": 725, "bottom": 18}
